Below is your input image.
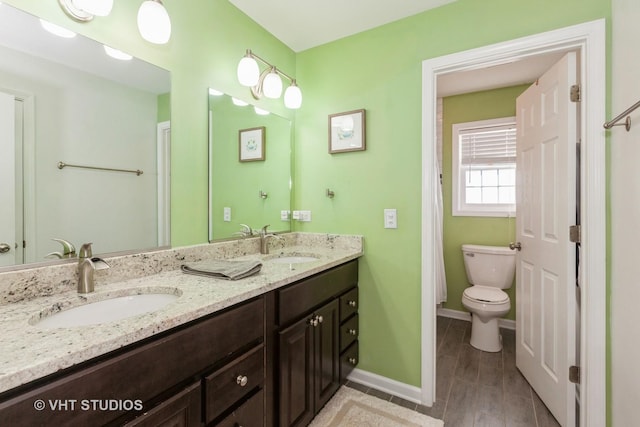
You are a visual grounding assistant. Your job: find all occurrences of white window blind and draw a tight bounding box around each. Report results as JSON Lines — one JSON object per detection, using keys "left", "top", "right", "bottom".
{"left": 459, "top": 124, "right": 516, "bottom": 166}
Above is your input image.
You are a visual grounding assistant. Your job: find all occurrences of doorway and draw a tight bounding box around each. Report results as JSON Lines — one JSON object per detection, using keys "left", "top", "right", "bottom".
{"left": 420, "top": 20, "right": 606, "bottom": 427}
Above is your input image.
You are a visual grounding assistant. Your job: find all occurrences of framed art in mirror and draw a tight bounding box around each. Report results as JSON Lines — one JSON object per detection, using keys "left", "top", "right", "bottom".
{"left": 239, "top": 126, "right": 265, "bottom": 162}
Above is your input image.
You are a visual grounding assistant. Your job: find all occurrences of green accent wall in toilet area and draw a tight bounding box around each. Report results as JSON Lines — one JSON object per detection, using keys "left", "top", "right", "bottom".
{"left": 441, "top": 85, "right": 530, "bottom": 320}
{"left": 292, "top": 0, "right": 609, "bottom": 388}
{"left": 158, "top": 93, "right": 171, "bottom": 123}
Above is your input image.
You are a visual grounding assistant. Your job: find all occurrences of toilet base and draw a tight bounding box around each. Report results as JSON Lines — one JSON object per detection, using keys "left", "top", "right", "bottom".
{"left": 469, "top": 314, "right": 502, "bottom": 352}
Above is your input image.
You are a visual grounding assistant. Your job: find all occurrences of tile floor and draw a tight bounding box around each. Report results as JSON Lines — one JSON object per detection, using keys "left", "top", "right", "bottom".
{"left": 345, "top": 316, "right": 560, "bottom": 427}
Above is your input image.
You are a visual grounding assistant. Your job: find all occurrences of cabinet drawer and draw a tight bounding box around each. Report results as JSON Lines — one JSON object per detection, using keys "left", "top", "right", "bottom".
{"left": 124, "top": 382, "right": 201, "bottom": 427}
{"left": 216, "top": 389, "right": 264, "bottom": 427}
{"left": 0, "top": 297, "right": 264, "bottom": 427}
{"left": 339, "top": 288, "right": 358, "bottom": 322}
{"left": 340, "top": 314, "right": 358, "bottom": 352}
{"left": 277, "top": 260, "right": 358, "bottom": 326}
{"left": 340, "top": 341, "right": 359, "bottom": 383}
{"left": 205, "top": 344, "right": 265, "bottom": 424}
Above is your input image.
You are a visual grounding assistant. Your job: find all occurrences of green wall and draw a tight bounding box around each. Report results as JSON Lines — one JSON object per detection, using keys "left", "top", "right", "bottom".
{"left": 293, "top": 0, "right": 610, "bottom": 387}
{"left": 441, "top": 85, "right": 529, "bottom": 320}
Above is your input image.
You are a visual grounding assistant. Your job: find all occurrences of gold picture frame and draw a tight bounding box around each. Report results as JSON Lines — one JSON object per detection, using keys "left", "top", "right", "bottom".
{"left": 328, "top": 109, "right": 366, "bottom": 154}
{"left": 239, "top": 126, "right": 265, "bottom": 162}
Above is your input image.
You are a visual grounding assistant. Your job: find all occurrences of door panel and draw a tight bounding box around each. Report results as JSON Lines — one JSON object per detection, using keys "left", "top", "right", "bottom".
{"left": 515, "top": 52, "right": 577, "bottom": 426}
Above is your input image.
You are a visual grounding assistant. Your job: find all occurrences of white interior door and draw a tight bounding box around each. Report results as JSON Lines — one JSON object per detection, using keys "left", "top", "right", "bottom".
{"left": 0, "top": 91, "right": 16, "bottom": 266}
{"left": 515, "top": 52, "right": 577, "bottom": 427}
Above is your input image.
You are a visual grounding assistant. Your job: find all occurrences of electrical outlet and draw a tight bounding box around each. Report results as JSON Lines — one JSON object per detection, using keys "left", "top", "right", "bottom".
{"left": 223, "top": 207, "right": 231, "bottom": 222}
{"left": 280, "top": 210, "right": 290, "bottom": 220}
{"left": 292, "top": 210, "right": 301, "bottom": 220}
{"left": 297, "top": 210, "right": 312, "bottom": 222}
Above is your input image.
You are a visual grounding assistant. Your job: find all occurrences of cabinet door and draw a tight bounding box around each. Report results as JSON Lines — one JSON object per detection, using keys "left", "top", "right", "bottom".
{"left": 278, "top": 316, "right": 314, "bottom": 427}
{"left": 314, "top": 299, "right": 340, "bottom": 411}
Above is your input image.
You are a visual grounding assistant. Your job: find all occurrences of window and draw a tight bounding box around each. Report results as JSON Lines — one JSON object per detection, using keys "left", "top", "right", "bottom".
{"left": 452, "top": 117, "right": 516, "bottom": 216}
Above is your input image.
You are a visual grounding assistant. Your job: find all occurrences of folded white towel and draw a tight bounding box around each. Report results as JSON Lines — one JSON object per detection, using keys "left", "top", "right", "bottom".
{"left": 181, "top": 259, "right": 262, "bottom": 280}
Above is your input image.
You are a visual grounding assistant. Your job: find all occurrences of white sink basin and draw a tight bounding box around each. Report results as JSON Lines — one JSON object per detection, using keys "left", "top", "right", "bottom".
{"left": 268, "top": 256, "right": 319, "bottom": 264}
{"left": 33, "top": 292, "right": 180, "bottom": 329}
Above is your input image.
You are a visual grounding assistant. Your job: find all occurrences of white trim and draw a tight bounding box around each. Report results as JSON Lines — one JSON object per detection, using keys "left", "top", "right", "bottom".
{"left": 156, "top": 121, "right": 171, "bottom": 247}
{"left": 347, "top": 368, "right": 423, "bottom": 405}
{"left": 436, "top": 307, "right": 516, "bottom": 330}
{"left": 421, "top": 20, "right": 606, "bottom": 427}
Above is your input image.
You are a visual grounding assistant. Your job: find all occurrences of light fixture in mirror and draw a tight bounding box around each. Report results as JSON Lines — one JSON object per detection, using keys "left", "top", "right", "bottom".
{"left": 0, "top": 4, "right": 171, "bottom": 270}
{"left": 40, "top": 19, "right": 77, "bottom": 38}
{"left": 208, "top": 90, "right": 292, "bottom": 241}
{"left": 137, "top": 0, "right": 172, "bottom": 45}
{"left": 58, "top": 0, "right": 113, "bottom": 22}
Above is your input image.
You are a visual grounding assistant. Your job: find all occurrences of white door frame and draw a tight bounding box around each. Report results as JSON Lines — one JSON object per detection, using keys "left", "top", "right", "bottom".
{"left": 421, "top": 20, "right": 606, "bottom": 427}
{"left": 157, "top": 121, "right": 171, "bottom": 247}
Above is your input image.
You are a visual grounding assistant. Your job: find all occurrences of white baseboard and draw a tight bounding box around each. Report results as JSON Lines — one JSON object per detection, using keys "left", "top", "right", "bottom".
{"left": 347, "top": 368, "right": 423, "bottom": 405}
{"left": 437, "top": 307, "right": 516, "bottom": 330}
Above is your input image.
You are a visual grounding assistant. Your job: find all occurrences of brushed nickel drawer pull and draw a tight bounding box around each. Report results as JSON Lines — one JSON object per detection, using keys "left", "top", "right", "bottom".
{"left": 236, "top": 375, "right": 248, "bottom": 387}
{"left": 348, "top": 357, "right": 357, "bottom": 365}
{"left": 347, "top": 300, "right": 357, "bottom": 308}
{"left": 348, "top": 329, "right": 357, "bottom": 336}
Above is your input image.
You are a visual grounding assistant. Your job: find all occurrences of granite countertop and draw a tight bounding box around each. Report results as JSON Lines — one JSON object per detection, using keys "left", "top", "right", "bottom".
{"left": 0, "top": 233, "right": 363, "bottom": 394}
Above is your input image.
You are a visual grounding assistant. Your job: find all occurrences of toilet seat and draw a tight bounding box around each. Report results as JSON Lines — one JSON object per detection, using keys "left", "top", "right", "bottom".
{"left": 463, "top": 286, "right": 509, "bottom": 305}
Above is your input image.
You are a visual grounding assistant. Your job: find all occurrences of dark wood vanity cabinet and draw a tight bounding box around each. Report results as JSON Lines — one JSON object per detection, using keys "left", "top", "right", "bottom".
{"left": 274, "top": 260, "right": 359, "bottom": 427}
{"left": 0, "top": 296, "right": 266, "bottom": 427}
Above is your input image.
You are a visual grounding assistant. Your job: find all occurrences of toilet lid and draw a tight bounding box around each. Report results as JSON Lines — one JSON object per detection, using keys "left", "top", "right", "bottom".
{"left": 463, "top": 286, "right": 509, "bottom": 304}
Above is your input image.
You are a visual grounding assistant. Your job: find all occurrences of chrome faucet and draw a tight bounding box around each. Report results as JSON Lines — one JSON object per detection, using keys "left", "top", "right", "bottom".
{"left": 259, "top": 225, "right": 282, "bottom": 254}
{"left": 77, "top": 243, "right": 110, "bottom": 293}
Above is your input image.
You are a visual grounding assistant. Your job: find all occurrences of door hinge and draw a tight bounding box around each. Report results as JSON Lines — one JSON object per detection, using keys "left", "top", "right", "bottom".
{"left": 569, "top": 225, "right": 581, "bottom": 243}
{"left": 569, "top": 365, "right": 581, "bottom": 384}
{"left": 570, "top": 85, "right": 581, "bottom": 102}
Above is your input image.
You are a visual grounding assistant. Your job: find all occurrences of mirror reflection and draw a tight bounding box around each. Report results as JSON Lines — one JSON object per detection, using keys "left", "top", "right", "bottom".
{"left": 0, "top": 4, "right": 171, "bottom": 268}
{"left": 208, "top": 91, "right": 292, "bottom": 241}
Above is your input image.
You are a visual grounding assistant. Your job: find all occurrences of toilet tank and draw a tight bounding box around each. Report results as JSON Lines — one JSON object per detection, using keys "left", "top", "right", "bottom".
{"left": 461, "top": 244, "right": 516, "bottom": 289}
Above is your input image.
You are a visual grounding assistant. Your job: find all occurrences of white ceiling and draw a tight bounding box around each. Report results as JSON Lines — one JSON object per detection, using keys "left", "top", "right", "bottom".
{"left": 229, "top": 0, "right": 457, "bottom": 53}
{"left": 230, "top": 0, "right": 569, "bottom": 97}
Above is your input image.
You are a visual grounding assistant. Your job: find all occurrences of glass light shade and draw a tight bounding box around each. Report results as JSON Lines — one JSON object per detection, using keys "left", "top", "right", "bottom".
{"left": 103, "top": 45, "right": 132, "bottom": 60}
{"left": 208, "top": 88, "right": 224, "bottom": 96}
{"left": 73, "top": 0, "right": 113, "bottom": 16}
{"left": 39, "top": 19, "right": 77, "bottom": 38}
{"left": 262, "top": 70, "right": 282, "bottom": 99}
{"left": 237, "top": 56, "right": 259, "bottom": 87}
{"left": 137, "top": 0, "right": 171, "bottom": 45}
{"left": 254, "top": 106, "right": 270, "bottom": 116}
{"left": 284, "top": 84, "right": 302, "bottom": 109}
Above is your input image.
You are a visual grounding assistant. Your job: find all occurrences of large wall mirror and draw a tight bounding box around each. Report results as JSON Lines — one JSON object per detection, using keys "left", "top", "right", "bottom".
{"left": 208, "top": 91, "right": 292, "bottom": 241}
{"left": 0, "top": 4, "right": 171, "bottom": 269}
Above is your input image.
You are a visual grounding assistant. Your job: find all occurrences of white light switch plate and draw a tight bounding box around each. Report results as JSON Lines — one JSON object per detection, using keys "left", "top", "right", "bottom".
{"left": 223, "top": 207, "right": 231, "bottom": 222}
{"left": 280, "top": 210, "right": 290, "bottom": 220}
{"left": 384, "top": 209, "right": 397, "bottom": 229}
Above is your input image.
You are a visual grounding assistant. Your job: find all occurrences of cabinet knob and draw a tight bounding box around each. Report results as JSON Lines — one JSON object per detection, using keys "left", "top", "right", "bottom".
{"left": 236, "top": 375, "right": 248, "bottom": 387}
{"left": 317, "top": 315, "right": 324, "bottom": 324}
{"left": 309, "top": 317, "right": 318, "bottom": 327}
{"left": 347, "top": 300, "right": 357, "bottom": 308}
{"left": 348, "top": 357, "right": 358, "bottom": 365}
{"left": 348, "top": 328, "right": 357, "bottom": 336}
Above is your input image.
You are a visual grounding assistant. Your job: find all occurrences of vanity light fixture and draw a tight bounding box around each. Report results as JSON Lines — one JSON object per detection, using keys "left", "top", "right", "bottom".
{"left": 254, "top": 106, "right": 270, "bottom": 116}
{"left": 40, "top": 19, "right": 77, "bottom": 38}
{"left": 237, "top": 49, "right": 302, "bottom": 109}
{"left": 103, "top": 45, "right": 133, "bottom": 60}
{"left": 58, "top": 0, "right": 113, "bottom": 22}
{"left": 137, "top": 0, "right": 172, "bottom": 45}
{"left": 208, "top": 88, "right": 224, "bottom": 96}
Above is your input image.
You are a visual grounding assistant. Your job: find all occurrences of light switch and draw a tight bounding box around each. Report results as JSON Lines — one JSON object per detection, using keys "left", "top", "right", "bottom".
{"left": 384, "top": 209, "right": 397, "bottom": 229}
{"left": 281, "top": 210, "right": 290, "bottom": 220}
{"left": 223, "top": 207, "right": 231, "bottom": 222}
{"left": 299, "top": 210, "right": 312, "bottom": 222}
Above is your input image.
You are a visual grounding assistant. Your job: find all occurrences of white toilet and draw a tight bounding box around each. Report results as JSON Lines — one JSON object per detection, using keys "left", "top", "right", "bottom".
{"left": 461, "top": 244, "right": 516, "bottom": 352}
